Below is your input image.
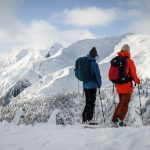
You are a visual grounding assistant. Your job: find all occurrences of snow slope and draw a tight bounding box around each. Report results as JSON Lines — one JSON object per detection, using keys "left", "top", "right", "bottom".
{"left": 0, "top": 33, "right": 150, "bottom": 105}
{"left": 0, "top": 34, "right": 126, "bottom": 104}
{"left": 0, "top": 122, "right": 150, "bottom": 150}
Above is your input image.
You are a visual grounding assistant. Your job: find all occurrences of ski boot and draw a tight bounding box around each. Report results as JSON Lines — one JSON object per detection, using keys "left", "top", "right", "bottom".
{"left": 112, "top": 117, "right": 126, "bottom": 127}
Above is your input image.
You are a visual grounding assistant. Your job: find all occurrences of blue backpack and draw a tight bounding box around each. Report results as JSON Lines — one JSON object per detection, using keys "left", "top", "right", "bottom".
{"left": 74, "top": 57, "right": 94, "bottom": 82}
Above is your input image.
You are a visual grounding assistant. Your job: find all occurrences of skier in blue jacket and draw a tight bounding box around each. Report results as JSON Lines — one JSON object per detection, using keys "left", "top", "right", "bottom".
{"left": 82, "top": 47, "right": 102, "bottom": 124}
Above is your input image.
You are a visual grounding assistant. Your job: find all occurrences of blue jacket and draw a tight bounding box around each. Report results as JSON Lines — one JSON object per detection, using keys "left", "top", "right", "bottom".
{"left": 83, "top": 55, "right": 102, "bottom": 89}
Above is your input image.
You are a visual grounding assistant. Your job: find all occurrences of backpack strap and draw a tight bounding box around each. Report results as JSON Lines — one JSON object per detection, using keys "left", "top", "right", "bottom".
{"left": 86, "top": 58, "right": 97, "bottom": 82}
{"left": 125, "top": 57, "right": 133, "bottom": 82}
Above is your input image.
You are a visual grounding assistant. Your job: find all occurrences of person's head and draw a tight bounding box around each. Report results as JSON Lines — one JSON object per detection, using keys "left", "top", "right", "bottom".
{"left": 89, "top": 47, "right": 98, "bottom": 58}
{"left": 121, "top": 44, "right": 130, "bottom": 52}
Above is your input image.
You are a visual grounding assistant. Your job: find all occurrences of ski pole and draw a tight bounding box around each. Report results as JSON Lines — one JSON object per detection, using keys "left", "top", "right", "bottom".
{"left": 78, "top": 80, "right": 79, "bottom": 95}
{"left": 138, "top": 84, "right": 144, "bottom": 125}
{"left": 112, "top": 84, "right": 116, "bottom": 107}
{"left": 98, "top": 89, "right": 106, "bottom": 126}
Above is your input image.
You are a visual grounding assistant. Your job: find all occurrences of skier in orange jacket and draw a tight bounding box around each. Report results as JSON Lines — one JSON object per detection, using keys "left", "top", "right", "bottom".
{"left": 112, "top": 44, "right": 140, "bottom": 126}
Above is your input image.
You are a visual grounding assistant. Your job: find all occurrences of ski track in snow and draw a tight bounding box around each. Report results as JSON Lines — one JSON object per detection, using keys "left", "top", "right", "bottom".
{"left": 0, "top": 122, "right": 150, "bottom": 150}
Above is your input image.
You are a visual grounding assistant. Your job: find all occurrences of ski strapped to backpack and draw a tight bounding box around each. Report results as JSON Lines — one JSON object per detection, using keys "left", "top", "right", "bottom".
{"left": 74, "top": 57, "right": 96, "bottom": 82}
{"left": 108, "top": 56, "right": 132, "bottom": 84}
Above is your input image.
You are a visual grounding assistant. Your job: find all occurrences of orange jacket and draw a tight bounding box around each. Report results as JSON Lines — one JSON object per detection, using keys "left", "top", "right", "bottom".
{"left": 116, "top": 51, "right": 140, "bottom": 93}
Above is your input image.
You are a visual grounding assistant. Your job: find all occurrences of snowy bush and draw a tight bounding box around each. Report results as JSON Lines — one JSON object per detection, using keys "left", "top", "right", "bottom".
{"left": 0, "top": 90, "right": 112, "bottom": 125}
{"left": 0, "top": 93, "right": 83, "bottom": 125}
{"left": 0, "top": 79, "right": 31, "bottom": 106}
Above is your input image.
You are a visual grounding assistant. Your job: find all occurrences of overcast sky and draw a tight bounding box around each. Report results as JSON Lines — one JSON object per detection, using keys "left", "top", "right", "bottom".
{"left": 0, "top": 0, "right": 150, "bottom": 59}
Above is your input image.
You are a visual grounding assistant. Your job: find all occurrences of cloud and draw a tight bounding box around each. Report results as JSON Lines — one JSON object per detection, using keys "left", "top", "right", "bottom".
{"left": 61, "top": 7, "right": 118, "bottom": 27}
{"left": 0, "top": 0, "right": 23, "bottom": 57}
{"left": 129, "top": 20, "right": 150, "bottom": 35}
{"left": 14, "top": 20, "right": 96, "bottom": 50}
{"left": 0, "top": 20, "right": 95, "bottom": 52}
{"left": 0, "top": 30, "right": 5, "bottom": 40}
{"left": 0, "top": 0, "right": 150, "bottom": 60}
{"left": 125, "top": 0, "right": 150, "bottom": 34}
{"left": 129, "top": 17, "right": 150, "bottom": 34}
{"left": 0, "top": 0, "right": 21, "bottom": 30}
{"left": 0, "top": 1, "right": 96, "bottom": 57}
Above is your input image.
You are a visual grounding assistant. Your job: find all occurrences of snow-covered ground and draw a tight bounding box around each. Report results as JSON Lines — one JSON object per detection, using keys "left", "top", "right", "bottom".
{"left": 0, "top": 122, "right": 150, "bottom": 150}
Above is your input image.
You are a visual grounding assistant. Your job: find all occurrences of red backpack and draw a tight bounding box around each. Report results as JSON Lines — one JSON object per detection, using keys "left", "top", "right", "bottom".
{"left": 108, "top": 56, "right": 132, "bottom": 84}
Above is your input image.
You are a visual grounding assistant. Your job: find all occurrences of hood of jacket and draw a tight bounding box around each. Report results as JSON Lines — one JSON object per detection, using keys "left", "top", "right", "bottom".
{"left": 117, "top": 51, "right": 131, "bottom": 58}
{"left": 86, "top": 54, "right": 96, "bottom": 61}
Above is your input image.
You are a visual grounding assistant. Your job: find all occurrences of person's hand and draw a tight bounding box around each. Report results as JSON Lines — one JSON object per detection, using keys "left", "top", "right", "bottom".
{"left": 136, "top": 78, "right": 140, "bottom": 84}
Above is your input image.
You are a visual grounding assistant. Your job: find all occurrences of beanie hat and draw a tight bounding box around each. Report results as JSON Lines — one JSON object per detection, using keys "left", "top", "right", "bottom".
{"left": 89, "top": 47, "right": 98, "bottom": 58}
{"left": 121, "top": 44, "right": 130, "bottom": 52}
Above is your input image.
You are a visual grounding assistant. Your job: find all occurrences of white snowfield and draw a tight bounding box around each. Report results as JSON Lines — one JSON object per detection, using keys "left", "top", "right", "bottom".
{"left": 0, "top": 122, "right": 150, "bottom": 150}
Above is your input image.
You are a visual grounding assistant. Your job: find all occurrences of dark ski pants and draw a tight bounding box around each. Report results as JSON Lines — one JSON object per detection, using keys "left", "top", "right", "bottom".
{"left": 82, "top": 88, "right": 97, "bottom": 123}
{"left": 112, "top": 93, "right": 132, "bottom": 122}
